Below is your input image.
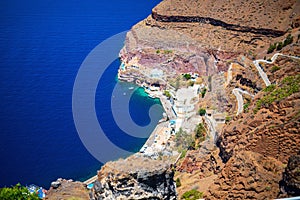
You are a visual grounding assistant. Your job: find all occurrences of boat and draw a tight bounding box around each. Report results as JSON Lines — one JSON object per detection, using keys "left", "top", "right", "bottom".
{"left": 128, "top": 86, "right": 134, "bottom": 90}
{"left": 148, "top": 94, "right": 156, "bottom": 98}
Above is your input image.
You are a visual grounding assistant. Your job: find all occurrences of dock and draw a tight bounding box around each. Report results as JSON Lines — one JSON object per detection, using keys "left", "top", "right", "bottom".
{"left": 159, "top": 96, "right": 176, "bottom": 119}
{"left": 84, "top": 175, "right": 98, "bottom": 185}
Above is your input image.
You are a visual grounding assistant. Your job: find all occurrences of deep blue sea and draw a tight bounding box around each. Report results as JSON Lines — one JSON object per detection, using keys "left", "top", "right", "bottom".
{"left": 0, "top": 0, "right": 162, "bottom": 188}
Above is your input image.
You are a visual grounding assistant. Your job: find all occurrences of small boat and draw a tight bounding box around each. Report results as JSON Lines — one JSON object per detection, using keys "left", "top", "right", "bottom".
{"left": 128, "top": 86, "right": 134, "bottom": 90}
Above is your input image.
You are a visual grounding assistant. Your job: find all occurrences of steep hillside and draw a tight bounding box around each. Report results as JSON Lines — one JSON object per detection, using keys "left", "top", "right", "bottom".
{"left": 208, "top": 55, "right": 300, "bottom": 199}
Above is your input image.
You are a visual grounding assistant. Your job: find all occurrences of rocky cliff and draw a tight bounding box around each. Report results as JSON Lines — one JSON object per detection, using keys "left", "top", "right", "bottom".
{"left": 207, "top": 55, "right": 300, "bottom": 199}
{"left": 90, "top": 156, "right": 177, "bottom": 200}
{"left": 119, "top": 0, "right": 299, "bottom": 86}
{"left": 45, "top": 179, "right": 89, "bottom": 200}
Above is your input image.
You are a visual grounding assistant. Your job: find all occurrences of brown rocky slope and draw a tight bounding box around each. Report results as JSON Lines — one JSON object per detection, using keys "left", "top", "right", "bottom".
{"left": 208, "top": 55, "right": 300, "bottom": 199}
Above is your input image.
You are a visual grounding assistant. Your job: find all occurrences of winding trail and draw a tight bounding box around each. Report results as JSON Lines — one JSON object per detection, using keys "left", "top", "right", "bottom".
{"left": 232, "top": 53, "right": 299, "bottom": 115}
{"left": 253, "top": 53, "right": 300, "bottom": 87}
{"left": 253, "top": 60, "right": 271, "bottom": 86}
{"left": 204, "top": 115, "right": 217, "bottom": 143}
{"left": 232, "top": 88, "right": 254, "bottom": 115}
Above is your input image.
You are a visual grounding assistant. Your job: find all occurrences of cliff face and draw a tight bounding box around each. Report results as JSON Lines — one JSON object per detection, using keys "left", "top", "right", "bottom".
{"left": 90, "top": 156, "right": 177, "bottom": 200}
{"left": 120, "top": 0, "right": 299, "bottom": 85}
{"left": 279, "top": 152, "right": 300, "bottom": 197}
{"left": 152, "top": 0, "right": 296, "bottom": 36}
{"left": 208, "top": 55, "right": 300, "bottom": 199}
{"left": 218, "top": 56, "right": 300, "bottom": 165}
{"left": 208, "top": 150, "right": 285, "bottom": 199}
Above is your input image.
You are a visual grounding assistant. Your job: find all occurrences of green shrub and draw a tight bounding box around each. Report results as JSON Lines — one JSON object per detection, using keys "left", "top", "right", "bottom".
{"left": 265, "top": 186, "right": 271, "bottom": 191}
{"left": 156, "top": 49, "right": 160, "bottom": 54}
{"left": 195, "top": 123, "right": 206, "bottom": 143}
{"left": 180, "top": 149, "right": 187, "bottom": 159}
{"left": 198, "top": 108, "right": 206, "bottom": 116}
{"left": 183, "top": 73, "right": 192, "bottom": 80}
{"left": 0, "top": 184, "right": 39, "bottom": 200}
{"left": 263, "top": 84, "right": 276, "bottom": 92}
{"left": 164, "top": 90, "right": 171, "bottom": 98}
{"left": 164, "top": 50, "right": 173, "bottom": 54}
{"left": 283, "top": 34, "right": 293, "bottom": 47}
{"left": 176, "top": 128, "right": 194, "bottom": 150}
{"left": 267, "top": 43, "right": 277, "bottom": 54}
{"left": 254, "top": 75, "right": 300, "bottom": 114}
{"left": 181, "top": 189, "right": 203, "bottom": 200}
{"left": 225, "top": 116, "right": 231, "bottom": 123}
{"left": 243, "top": 102, "right": 250, "bottom": 112}
{"left": 276, "top": 42, "right": 283, "bottom": 50}
{"left": 271, "top": 65, "right": 281, "bottom": 73}
{"left": 201, "top": 88, "right": 207, "bottom": 98}
{"left": 176, "top": 178, "right": 182, "bottom": 188}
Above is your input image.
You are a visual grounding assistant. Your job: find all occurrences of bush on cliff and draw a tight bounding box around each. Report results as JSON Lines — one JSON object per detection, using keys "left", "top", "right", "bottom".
{"left": 176, "top": 128, "right": 194, "bottom": 150}
{"left": 271, "top": 65, "right": 281, "bottom": 73}
{"left": 283, "top": 34, "right": 293, "bottom": 47}
{"left": 183, "top": 73, "right": 191, "bottom": 80}
{"left": 254, "top": 75, "right": 300, "bottom": 114}
{"left": 164, "top": 90, "right": 171, "bottom": 98}
{"left": 195, "top": 123, "right": 205, "bottom": 143}
{"left": 267, "top": 43, "right": 277, "bottom": 54}
{"left": 201, "top": 88, "right": 207, "bottom": 98}
{"left": 0, "top": 183, "right": 39, "bottom": 200}
{"left": 198, "top": 108, "right": 206, "bottom": 116}
{"left": 276, "top": 42, "right": 283, "bottom": 51}
{"left": 175, "top": 178, "right": 182, "bottom": 188}
{"left": 181, "top": 189, "right": 203, "bottom": 200}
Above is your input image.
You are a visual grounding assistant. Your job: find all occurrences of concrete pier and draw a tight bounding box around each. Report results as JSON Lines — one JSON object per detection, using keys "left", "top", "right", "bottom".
{"left": 159, "top": 96, "right": 176, "bottom": 120}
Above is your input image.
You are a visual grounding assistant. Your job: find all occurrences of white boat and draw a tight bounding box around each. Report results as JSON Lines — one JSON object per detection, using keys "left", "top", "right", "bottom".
{"left": 148, "top": 94, "right": 156, "bottom": 98}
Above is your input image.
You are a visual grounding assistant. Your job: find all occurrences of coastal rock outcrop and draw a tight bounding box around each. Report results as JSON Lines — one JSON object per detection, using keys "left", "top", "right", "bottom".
{"left": 90, "top": 156, "right": 177, "bottom": 200}
{"left": 45, "top": 178, "right": 89, "bottom": 200}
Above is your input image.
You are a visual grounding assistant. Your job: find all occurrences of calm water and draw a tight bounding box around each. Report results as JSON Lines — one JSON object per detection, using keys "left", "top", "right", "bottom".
{"left": 0, "top": 0, "right": 161, "bottom": 188}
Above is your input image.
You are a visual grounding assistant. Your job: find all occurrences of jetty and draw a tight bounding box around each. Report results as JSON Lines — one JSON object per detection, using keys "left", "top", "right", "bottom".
{"left": 159, "top": 95, "right": 177, "bottom": 119}
{"left": 84, "top": 175, "right": 98, "bottom": 185}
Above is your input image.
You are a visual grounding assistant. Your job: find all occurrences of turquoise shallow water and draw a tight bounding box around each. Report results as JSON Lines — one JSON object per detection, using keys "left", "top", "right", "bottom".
{"left": 0, "top": 0, "right": 161, "bottom": 188}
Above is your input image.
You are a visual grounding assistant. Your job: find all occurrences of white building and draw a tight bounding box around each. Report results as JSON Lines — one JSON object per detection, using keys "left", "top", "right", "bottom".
{"left": 173, "top": 85, "right": 200, "bottom": 119}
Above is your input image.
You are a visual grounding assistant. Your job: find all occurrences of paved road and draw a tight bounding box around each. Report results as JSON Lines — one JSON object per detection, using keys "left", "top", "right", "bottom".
{"left": 232, "top": 88, "right": 254, "bottom": 115}
{"left": 226, "top": 63, "right": 233, "bottom": 86}
{"left": 253, "top": 60, "right": 271, "bottom": 86}
{"left": 253, "top": 53, "right": 300, "bottom": 87}
{"left": 204, "top": 115, "right": 217, "bottom": 143}
{"left": 160, "top": 96, "right": 177, "bottom": 119}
